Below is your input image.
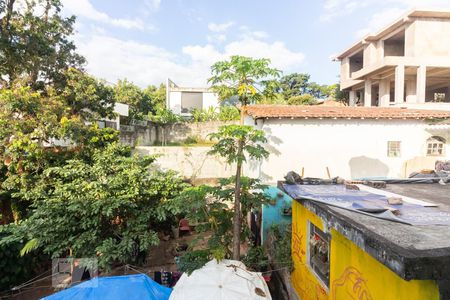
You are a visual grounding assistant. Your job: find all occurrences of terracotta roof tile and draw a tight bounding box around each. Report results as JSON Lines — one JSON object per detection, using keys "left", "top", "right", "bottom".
{"left": 244, "top": 105, "right": 450, "bottom": 120}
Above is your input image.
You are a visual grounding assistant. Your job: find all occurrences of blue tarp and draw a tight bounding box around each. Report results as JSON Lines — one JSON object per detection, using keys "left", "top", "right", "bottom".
{"left": 282, "top": 184, "right": 450, "bottom": 226}
{"left": 42, "top": 274, "right": 172, "bottom": 300}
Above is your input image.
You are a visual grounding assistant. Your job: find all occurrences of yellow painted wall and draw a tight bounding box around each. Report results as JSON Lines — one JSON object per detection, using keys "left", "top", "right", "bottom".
{"left": 291, "top": 201, "right": 440, "bottom": 300}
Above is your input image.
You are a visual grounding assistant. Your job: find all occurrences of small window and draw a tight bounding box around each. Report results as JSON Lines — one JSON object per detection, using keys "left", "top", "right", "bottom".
{"left": 427, "top": 136, "right": 446, "bottom": 156}
{"left": 387, "top": 141, "right": 401, "bottom": 157}
{"left": 308, "top": 222, "right": 330, "bottom": 288}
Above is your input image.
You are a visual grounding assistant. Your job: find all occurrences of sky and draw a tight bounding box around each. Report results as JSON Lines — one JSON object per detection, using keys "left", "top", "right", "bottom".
{"left": 62, "top": 0, "right": 450, "bottom": 88}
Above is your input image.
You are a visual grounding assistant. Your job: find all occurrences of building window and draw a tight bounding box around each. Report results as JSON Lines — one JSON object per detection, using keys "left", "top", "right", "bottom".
{"left": 308, "top": 222, "right": 330, "bottom": 288}
{"left": 427, "top": 136, "right": 446, "bottom": 156}
{"left": 387, "top": 141, "right": 401, "bottom": 157}
{"left": 181, "top": 92, "right": 203, "bottom": 114}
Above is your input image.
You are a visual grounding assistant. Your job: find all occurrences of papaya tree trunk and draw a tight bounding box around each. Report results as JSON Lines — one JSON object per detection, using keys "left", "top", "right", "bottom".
{"left": 232, "top": 138, "right": 244, "bottom": 260}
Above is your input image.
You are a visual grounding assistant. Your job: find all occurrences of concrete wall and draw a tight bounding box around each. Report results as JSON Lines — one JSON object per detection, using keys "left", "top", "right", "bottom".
{"left": 291, "top": 201, "right": 440, "bottom": 300}
{"left": 120, "top": 121, "right": 238, "bottom": 146}
{"left": 168, "top": 91, "right": 219, "bottom": 115}
{"left": 245, "top": 117, "right": 450, "bottom": 183}
{"left": 261, "top": 187, "right": 292, "bottom": 244}
{"left": 135, "top": 146, "right": 234, "bottom": 181}
{"left": 411, "top": 18, "right": 450, "bottom": 58}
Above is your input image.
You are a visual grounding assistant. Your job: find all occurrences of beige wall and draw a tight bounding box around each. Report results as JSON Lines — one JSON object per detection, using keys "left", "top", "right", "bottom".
{"left": 411, "top": 18, "right": 450, "bottom": 57}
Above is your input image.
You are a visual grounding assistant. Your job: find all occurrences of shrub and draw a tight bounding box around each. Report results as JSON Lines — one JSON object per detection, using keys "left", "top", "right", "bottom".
{"left": 218, "top": 106, "right": 240, "bottom": 121}
{"left": 287, "top": 94, "right": 317, "bottom": 105}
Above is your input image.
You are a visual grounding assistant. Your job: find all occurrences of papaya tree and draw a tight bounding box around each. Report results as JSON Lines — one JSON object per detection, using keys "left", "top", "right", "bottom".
{"left": 207, "top": 56, "right": 279, "bottom": 259}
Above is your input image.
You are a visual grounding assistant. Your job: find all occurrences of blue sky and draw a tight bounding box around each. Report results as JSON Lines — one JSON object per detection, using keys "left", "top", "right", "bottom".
{"left": 62, "top": 0, "right": 450, "bottom": 87}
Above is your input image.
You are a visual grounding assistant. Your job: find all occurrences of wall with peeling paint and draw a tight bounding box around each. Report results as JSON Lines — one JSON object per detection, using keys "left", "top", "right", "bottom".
{"left": 291, "top": 200, "right": 440, "bottom": 300}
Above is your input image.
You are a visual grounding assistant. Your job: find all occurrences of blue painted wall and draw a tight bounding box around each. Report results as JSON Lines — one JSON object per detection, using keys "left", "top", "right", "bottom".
{"left": 261, "top": 186, "right": 293, "bottom": 244}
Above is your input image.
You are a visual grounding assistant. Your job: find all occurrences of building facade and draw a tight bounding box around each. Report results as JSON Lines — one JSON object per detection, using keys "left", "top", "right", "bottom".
{"left": 336, "top": 10, "right": 450, "bottom": 109}
{"left": 166, "top": 78, "right": 219, "bottom": 116}
{"left": 244, "top": 105, "right": 450, "bottom": 182}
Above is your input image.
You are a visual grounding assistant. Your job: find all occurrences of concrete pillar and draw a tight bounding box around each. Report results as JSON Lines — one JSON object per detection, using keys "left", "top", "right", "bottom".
{"left": 416, "top": 65, "right": 426, "bottom": 103}
{"left": 364, "top": 80, "right": 372, "bottom": 107}
{"left": 379, "top": 79, "right": 390, "bottom": 107}
{"left": 394, "top": 65, "right": 405, "bottom": 103}
{"left": 349, "top": 91, "right": 357, "bottom": 106}
{"left": 406, "top": 78, "right": 417, "bottom": 103}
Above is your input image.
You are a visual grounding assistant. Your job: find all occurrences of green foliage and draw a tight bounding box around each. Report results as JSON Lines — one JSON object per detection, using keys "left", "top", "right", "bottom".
{"left": 218, "top": 106, "right": 240, "bottom": 121}
{"left": 208, "top": 125, "right": 269, "bottom": 165}
{"left": 17, "top": 143, "right": 187, "bottom": 271}
{"left": 168, "top": 177, "right": 269, "bottom": 274}
{"left": 150, "top": 107, "right": 182, "bottom": 125}
{"left": 114, "top": 79, "right": 151, "bottom": 120}
{"left": 0, "top": 224, "right": 47, "bottom": 291}
{"left": 0, "top": 0, "right": 85, "bottom": 89}
{"left": 144, "top": 83, "right": 166, "bottom": 113}
{"left": 242, "top": 246, "right": 269, "bottom": 271}
{"left": 190, "top": 106, "right": 240, "bottom": 122}
{"left": 57, "top": 68, "right": 116, "bottom": 121}
{"left": 278, "top": 73, "right": 311, "bottom": 99}
{"left": 177, "top": 249, "right": 211, "bottom": 275}
{"left": 287, "top": 94, "right": 318, "bottom": 105}
{"left": 270, "top": 224, "right": 293, "bottom": 272}
{"left": 208, "top": 55, "right": 281, "bottom": 105}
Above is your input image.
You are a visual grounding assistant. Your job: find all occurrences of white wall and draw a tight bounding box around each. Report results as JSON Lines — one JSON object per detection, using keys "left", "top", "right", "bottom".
{"left": 168, "top": 91, "right": 182, "bottom": 114}
{"left": 203, "top": 92, "right": 220, "bottom": 109}
{"left": 244, "top": 117, "right": 450, "bottom": 183}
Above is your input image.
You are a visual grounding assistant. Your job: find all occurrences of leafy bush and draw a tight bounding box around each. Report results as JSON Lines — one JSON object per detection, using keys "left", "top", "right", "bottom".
{"left": 242, "top": 246, "right": 269, "bottom": 271}
{"left": 270, "top": 224, "right": 293, "bottom": 272}
{"left": 287, "top": 94, "right": 317, "bottom": 105}
{"left": 18, "top": 143, "right": 188, "bottom": 271}
{"left": 0, "top": 224, "right": 48, "bottom": 292}
{"left": 217, "top": 106, "right": 240, "bottom": 121}
{"left": 190, "top": 106, "right": 240, "bottom": 122}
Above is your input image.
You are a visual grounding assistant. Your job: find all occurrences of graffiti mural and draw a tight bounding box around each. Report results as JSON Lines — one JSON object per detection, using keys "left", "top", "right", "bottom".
{"left": 332, "top": 266, "right": 372, "bottom": 300}
{"left": 291, "top": 208, "right": 328, "bottom": 300}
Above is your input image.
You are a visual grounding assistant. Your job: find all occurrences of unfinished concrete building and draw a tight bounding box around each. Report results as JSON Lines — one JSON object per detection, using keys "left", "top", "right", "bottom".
{"left": 336, "top": 10, "right": 450, "bottom": 109}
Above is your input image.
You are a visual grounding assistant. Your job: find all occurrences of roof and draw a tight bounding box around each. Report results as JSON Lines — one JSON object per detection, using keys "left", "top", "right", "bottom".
{"left": 335, "top": 9, "right": 450, "bottom": 60}
{"left": 280, "top": 181, "right": 450, "bottom": 281}
{"left": 244, "top": 105, "right": 450, "bottom": 120}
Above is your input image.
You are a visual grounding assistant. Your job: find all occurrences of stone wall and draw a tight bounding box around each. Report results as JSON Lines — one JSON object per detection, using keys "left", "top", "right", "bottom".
{"left": 135, "top": 146, "right": 234, "bottom": 181}
{"left": 120, "top": 121, "right": 238, "bottom": 146}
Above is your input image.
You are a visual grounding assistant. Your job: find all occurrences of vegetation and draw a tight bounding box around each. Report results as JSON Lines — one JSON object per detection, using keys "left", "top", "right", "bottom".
{"left": 208, "top": 56, "right": 277, "bottom": 260}
{"left": 170, "top": 177, "right": 269, "bottom": 274}
{"left": 191, "top": 106, "right": 240, "bottom": 122}
{"left": 270, "top": 224, "right": 293, "bottom": 272}
{"left": 16, "top": 143, "right": 187, "bottom": 270}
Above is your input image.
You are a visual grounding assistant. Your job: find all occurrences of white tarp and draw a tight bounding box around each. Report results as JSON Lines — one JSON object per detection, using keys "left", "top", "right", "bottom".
{"left": 169, "top": 259, "right": 272, "bottom": 300}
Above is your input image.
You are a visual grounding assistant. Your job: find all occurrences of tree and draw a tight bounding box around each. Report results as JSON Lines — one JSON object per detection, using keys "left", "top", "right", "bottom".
{"left": 278, "top": 73, "right": 311, "bottom": 99}
{"left": 0, "top": 70, "right": 119, "bottom": 223}
{"left": 17, "top": 143, "right": 187, "bottom": 270}
{"left": 208, "top": 56, "right": 278, "bottom": 259}
{"left": 208, "top": 56, "right": 279, "bottom": 260}
{"left": 0, "top": 0, "right": 85, "bottom": 89}
{"left": 114, "top": 79, "right": 152, "bottom": 120}
{"left": 287, "top": 94, "right": 317, "bottom": 105}
{"left": 208, "top": 125, "right": 269, "bottom": 259}
{"left": 144, "top": 83, "right": 166, "bottom": 114}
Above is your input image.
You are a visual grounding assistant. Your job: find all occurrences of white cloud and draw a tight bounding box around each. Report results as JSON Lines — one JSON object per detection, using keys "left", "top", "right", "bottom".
{"left": 355, "top": 7, "right": 404, "bottom": 38}
{"left": 321, "top": 0, "right": 450, "bottom": 22}
{"left": 76, "top": 33, "right": 305, "bottom": 87}
{"left": 63, "top": 0, "right": 151, "bottom": 31}
{"left": 208, "top": 21, "right": 235, "bottom": 32}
